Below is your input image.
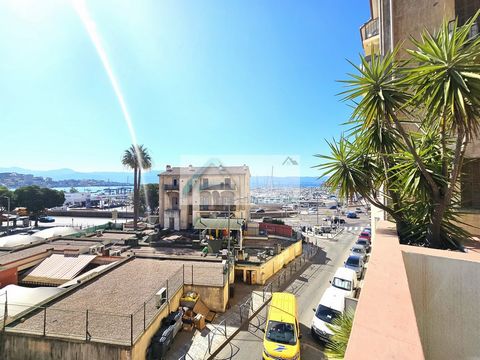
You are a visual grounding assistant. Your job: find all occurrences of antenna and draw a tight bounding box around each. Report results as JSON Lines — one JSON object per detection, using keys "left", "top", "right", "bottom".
{"left": 270, "top": 166, "right": 274, "bottom": 191}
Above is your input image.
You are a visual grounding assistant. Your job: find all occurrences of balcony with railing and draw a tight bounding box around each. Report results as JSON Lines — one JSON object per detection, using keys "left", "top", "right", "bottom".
{"left": 199, "top": 183, "right": 236, "bottom": 191}
{"left": 199, "top": 205, "right": 236, "bottom": 212}
{"left": 164, "top": 184, "right": 179, "bottom": 191}
{"left": 360, "top": 17, "right": 379, "bottom": 42}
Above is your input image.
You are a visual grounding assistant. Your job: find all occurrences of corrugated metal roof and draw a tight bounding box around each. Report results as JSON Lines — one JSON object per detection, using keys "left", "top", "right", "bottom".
{"left": 23, "top": 254, "right": 97, "bottom": 285}
{"left": 58, "top": 261, "right": 118, "bottom": 288}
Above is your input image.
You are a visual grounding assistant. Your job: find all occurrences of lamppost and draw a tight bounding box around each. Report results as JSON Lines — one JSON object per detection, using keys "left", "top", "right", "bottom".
{"left": 225, "top": 195, "right": 249, "bottom": 297}
{"left": 2, "top": 196, "right": 11, "bottom": 234}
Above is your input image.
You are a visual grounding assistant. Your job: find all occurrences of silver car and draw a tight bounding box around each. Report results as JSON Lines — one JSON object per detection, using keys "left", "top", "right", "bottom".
{"left": 350, "top": 244, "right": 367, "bottom": 261}
{"left": 344, "top": 255, "right": 365, "bottom": 279}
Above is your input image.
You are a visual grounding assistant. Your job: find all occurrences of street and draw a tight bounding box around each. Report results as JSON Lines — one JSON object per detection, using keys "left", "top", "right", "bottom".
{"left": 215, "top": 215, "right": 369, "bottom": 360}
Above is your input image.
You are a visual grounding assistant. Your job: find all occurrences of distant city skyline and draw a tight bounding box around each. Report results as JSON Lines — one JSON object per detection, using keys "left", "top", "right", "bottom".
{"left": 0, "top": 0, "right": 367, "bottom": 176}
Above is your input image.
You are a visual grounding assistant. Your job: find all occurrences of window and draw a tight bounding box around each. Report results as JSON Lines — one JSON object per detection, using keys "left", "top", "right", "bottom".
{"left": 461, "top": 158, "right": 480, "bottom": 209}
{"left": 315, "top": 305, "right": 340, "bottom": 324}
{"left": 202, "top": 178, "right": 208, "bottom": 188}
{"left": 224, "top": 178, "right": 231, "bottom": 188}
{"left": 346, "top": 256, "right": 360, "bottom": 266}
{"left": 332, "top": 277, "right": 352, "bottom": 291}
{"left": 265, "top": 320, "right": 296, "bottom": 345}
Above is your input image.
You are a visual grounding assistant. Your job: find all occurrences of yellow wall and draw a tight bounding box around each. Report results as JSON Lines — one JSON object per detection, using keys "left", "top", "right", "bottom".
{"left": 236, "top": 240, "right": 302, "bottom": 285}
{"left": 131, "top": 287, "right": 183, "bottom": 360}
{"left": 183, "top": 282, "right": 229, "bottom": 313}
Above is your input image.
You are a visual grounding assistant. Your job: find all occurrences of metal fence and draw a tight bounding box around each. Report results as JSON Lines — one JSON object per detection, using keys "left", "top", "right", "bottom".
{"left": 182, "top": 262, "right": 227, "bottom": 287}
{"left": 2, "top": 266, "right": 185, "bottom": 346}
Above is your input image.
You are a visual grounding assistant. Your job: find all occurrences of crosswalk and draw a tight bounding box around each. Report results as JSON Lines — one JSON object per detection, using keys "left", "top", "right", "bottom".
{"left": 346, "top": 226, "right": 367, "bottom": 232}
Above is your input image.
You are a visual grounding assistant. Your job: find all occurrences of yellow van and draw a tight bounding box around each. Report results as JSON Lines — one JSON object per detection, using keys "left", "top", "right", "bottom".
{"left": 263, "top": 292, "right": 301, "bottom": 360}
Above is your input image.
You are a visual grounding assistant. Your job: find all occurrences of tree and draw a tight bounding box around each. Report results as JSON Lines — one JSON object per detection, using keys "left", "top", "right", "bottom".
{"left": 324, "top": 309, "right": 354, "bottom": 359}
{"left": 317, "top": 15, "right": 480, "bottom": 249}
{"left": 13, "top": 186, "right": 65, "bottom": 227}
{"left": 122, "top": 144, "right": 152, "bottom": 230}
{"left": 0, "top": 186, "right": 15, "bottom": 227}
{"left": 139, "top": 183, "right": 159, "bottom": 214}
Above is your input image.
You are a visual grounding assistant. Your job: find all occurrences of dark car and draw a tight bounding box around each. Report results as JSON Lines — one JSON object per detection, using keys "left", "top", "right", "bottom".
{"left": 344, "top": 255, "right": 364, "bottom": 279}
{"left": 333, "top": 216, "right": 346, "bottom": 224}
{"left": 356, "top": 238, "right": 371, "bottom": 253}
{"left": 38, "top": 216, "right": 55, "bottom": 223}
{"left": 346, "top": 211, "right": 358, "bottom": 219}
{"left": 255, "top": 208, "right": 265, "bottom": 213}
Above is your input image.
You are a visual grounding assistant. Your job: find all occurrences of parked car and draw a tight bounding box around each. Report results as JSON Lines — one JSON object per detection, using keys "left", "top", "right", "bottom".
{"left": 356, "top": 238, "right": 371, "bottom": 252}
{"left": 346, "top": 211, "right": 358, "bottom": 219}
{"left": 255, "top": 208, "right": 265, "bottom": 213}
{"left": 359, "top": 231, "right": 371, "bottom": 241}
{"left": 350, "top": 244, "right": 367, "bottom": 261}
{"left": 363, "top": 227, "right": 372, "bottom": 234}
{"left": 311, "top": 287, "right": 346, "bottom": 343}
{"left": 355, "top": 207, "right": 363, "bottom": 213}
{"left": 329, "top": 267, "right": 358, "bottom": 298}
{"left": 38, "top": 216, "right": 55, "bottom": 223}
{"left": 344, "top": 255, "right": 365, "bottom": 279}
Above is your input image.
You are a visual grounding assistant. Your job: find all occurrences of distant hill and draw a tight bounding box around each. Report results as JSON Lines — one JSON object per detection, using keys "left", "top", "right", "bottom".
{"left": 0, "top": 167, "right": 324, "bottom": 188}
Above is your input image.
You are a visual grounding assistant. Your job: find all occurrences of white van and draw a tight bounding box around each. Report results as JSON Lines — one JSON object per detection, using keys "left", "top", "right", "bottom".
{"left": 329, "top": 267, "right": 358, "bottom": 298}
{"left": 311, "top": 287, "right": 346, "bottom": 343}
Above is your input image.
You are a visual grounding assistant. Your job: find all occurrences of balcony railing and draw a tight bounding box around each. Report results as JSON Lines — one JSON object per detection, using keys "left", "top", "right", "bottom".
{"left": 199, "top": 205, "right": 236, "bottom": 211}
{"left": 360, "top": 18, "right": 379, "bottom": 42}
{"left": 164, "top": 184, "right": 179, "bottom": 191}
{"left": 199, "top": 183, "right": 236, "bottom": 191}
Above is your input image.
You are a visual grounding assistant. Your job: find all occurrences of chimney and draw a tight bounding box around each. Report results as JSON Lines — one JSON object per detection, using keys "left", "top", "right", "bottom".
{"left": 166, "top": 165, "right": 172, "bottom": 172}
{"left": 189, "top": 164, "right": 194, "bottom": 172}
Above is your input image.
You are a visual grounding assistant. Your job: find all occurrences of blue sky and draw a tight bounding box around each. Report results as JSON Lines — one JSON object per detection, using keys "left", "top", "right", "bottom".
{"left": 0, "top": 0, "right": 368, "bottom": 176}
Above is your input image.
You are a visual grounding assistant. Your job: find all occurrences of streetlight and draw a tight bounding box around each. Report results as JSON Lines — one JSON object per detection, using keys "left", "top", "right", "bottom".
{"left": 225, "top": 195, "right": 249, "bottom": 297}
{"left": 2, "top": 196, "right": 11, "bottom": 234}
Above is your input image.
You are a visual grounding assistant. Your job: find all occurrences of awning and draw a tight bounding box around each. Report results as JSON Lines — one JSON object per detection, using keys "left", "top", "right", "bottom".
{"left": 194, "top": 218, "right": 244, "bottom": 230}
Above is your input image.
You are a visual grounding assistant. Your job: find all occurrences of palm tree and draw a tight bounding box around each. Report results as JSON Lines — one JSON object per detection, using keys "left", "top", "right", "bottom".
{"left": 122, "top": 144, "right": 152, "bottom": 230}
{"left": 324, "top": 309, "right": 354, "bottom": 359}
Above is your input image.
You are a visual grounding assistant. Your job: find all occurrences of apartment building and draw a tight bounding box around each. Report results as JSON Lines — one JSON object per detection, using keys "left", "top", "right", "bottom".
{"left": 360, "top": 0, "right": 480, "bottom": 235}
{"left": 158, "top": 165, "right": 250, "bottom": 230}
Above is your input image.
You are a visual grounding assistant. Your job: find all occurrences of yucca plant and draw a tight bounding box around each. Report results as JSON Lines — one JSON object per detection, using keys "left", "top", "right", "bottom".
{"left": 317, "top": 14, "right": 480, "bottom": 249}
{"left": 324, "top": 309, "right": 355, "bottom": 359}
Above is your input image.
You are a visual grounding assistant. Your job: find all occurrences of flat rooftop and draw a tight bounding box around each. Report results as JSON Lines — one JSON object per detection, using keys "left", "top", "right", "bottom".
{"left": 8, "top": 257, "right": 225, "bottom": 344}
{"left": 0, "top": 239, "right": 102, "bottom": 266}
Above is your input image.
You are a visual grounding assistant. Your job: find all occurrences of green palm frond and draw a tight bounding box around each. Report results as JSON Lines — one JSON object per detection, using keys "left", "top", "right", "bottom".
{"left": 339, "top": 50, "right": 410, "bottom": 129}
{"left": 406, "top": 12, "right": 480, "bottom": 138}
{"left": 324, "top": 309, "right": 355, "bottom": 359}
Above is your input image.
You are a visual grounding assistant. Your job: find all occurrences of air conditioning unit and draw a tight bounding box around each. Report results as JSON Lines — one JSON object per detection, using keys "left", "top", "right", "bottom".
{"left": 155, "top": 287, "right": 167, "bottom": 308}
{"left": 109, "top": 249, "right": 121, "bottom": 256}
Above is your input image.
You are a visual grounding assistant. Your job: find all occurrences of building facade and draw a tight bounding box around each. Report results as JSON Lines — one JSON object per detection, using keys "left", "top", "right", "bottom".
{"left": 158, "top": 165, "right": 251, "bottom": 230}
{"left": 360, "top": 0, "right": 480, "bottom": 234}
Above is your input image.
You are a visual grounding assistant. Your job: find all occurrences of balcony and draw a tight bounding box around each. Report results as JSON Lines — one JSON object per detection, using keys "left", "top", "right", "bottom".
{"left": 199, "top": 183, "right": 236, "bottom": 191}
{"left": 164, "top": 184, "right": 179, "bottom": 191}
{"left": 199, "top": 205, "right": 236, "bottom": 212}
{"left": 360, "top": 18, "right": 379, "bottom": 42}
